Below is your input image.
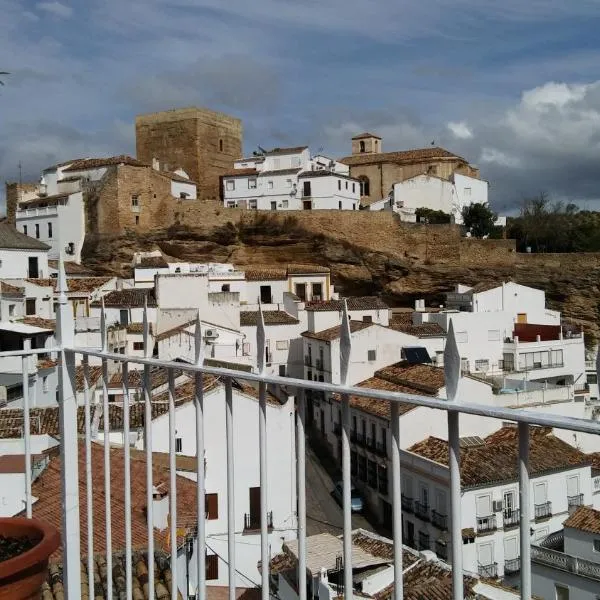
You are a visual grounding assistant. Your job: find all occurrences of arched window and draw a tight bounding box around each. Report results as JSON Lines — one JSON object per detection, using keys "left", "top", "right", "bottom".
{"left": 359, "top": 176, "right": 370, "bottom": 197}
{"left": 359, "top": 140, "right": 366, "bottom": 153}
{"left": 219, "top": 139, "right": 224, "bottom": 152}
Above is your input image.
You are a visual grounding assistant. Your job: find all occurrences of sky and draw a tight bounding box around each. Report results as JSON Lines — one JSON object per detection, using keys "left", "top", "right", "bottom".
{"left": 2, "top": 0, "right": 600, "bottom": 214}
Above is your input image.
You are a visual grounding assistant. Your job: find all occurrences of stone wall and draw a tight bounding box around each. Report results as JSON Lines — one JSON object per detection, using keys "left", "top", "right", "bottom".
{"left": 135, "top": 107, "right": 243, "bottom": 200}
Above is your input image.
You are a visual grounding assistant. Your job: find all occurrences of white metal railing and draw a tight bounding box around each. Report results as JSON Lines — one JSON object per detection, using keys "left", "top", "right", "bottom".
{"left": 531, "top": 545, "right": 600, "bottom": 581}
{"left": 4, "top": 259, "right": 600, "bottom": 600}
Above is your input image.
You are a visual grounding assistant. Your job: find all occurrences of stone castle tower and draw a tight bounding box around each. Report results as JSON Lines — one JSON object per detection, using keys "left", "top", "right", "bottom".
{"left": 135, "top": 107, "right": 243, "bottom": 200}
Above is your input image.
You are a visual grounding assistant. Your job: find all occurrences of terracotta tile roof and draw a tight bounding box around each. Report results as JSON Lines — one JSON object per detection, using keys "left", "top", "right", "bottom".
{"left": 0, "top": 280, "right": 24, "bottom": 296}
{"left": 137, "top": 255, "right": 169, "bottom": 268}
{"left": 375, "top": 361, "right": 445, "bottom": 395}
{"left": 587, "top": 452, "right": 600, "bottom": 476}
{"left": 38, "top": 358, "right": 59, "bottom": 370}
{"left": 563, "top": 505, "right": 600, "bottom": 535}
{"left": 126, "top": 322, "right": 150, "bottom": 334}
{"left": 222, "top": 168, "right": 258, "bottom": 177}
{"left": 0, "top": 453, "right": 45, "bottom": 473}
{"left": 258, "top": 168, "right": 303, "bottom": 177}
{"left": 352, "top": 132, "right": 382, "bottom": 140}
{"left": 306, "top": 296, "right": 387, "bottom": 312}
{"left": 28, "top": 441, "right": 199, "bottom": 561}
{"left": 302, "top": 320, "right": 374, "bottom": 342}
{"left": 286, "top": 263, "right": 330, "bottom": 274}
{"left": 339, "top": 147, "right": 465, "bottom": 167}
{"left": 244, "top": 267, "right": 288, "bottom": 281}
{"left": 48, "top": 260, "right": 95, "bottom": 276}
{"left": 25, "top": 277, "right": 112, "bottom": 295}
{"left": 42, "top": 552, "right": 184, "bottom": 600}
{"left": 206, "top": 587, "right": 261, "bottom": 600}
{"left": 91, "top": 288, "right": 157, "bottom": 308}
{"left": 265, "top": 146, "right": 308, "bottom": 156}
{"left": 155, "top": 319, "right": 196, "bottom": 342}
{"left": 388, "top": 318, "right": 446, "bottom": 337}
{"left": 74, "top": 365, "right": 103, "bottom": 393}
{"left": 107, "top": 367, "right": 184, "bottom": 390}
{"left": 20, "top": 317, "right": 56, "bottom": 331}
{"left": 62, "top": 155, "right": 147, "bottom": 172}
{"left": 0, "top": 223, "right": 50, "bottom": 251}
{"left": 43, "top": 158, "right": 85, "bottom": 171}
{"left": 408, "top": 426, "right": 590, "bottom": 488}
{"left": 297, "top": 170, "right": 356, "bottom": 181}
{"left": 240, "top": 311, "right": 300, "bottom": 326}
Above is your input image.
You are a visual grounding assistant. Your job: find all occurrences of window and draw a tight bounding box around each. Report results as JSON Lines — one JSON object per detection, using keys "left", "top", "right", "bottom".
{"left": 260, "top": 285, "right": 272, "bottom": 304}
{"left": 249, "top": 199, "right": 257, "bottom": 209}
{"left": 455, "top": 331, "right": 468, "bottom": 343}
{"left": 352, "top": 183, "right": 356, "bottom": 193}
{"left": 368, "top": 349, "right": 377, "bottom": 361}
{"left": 248, "top": 178, "right": 257, "bottom": 189}
{"left": 175, "top": 437, "right": 183, "bottom": 453}
{"left": 8, "top": 305, "right": 15, "bottom": 317}
{"left": 133, "top": 342, "right": 144, "bottom": 351}
{"left": 206, "top": 554, "right": 219, "bottom": 580}
{"left": 35, "top": 224, "right": 40, "bottom": 239}
{"left": 487, "top": 329, "right": 500, "bottom": 341}
{"left": 295, "top": 283, "right": 307, "bottom": 302}
{"left": 276, "top": 340, "right": 289, "bottom": 350}
{"left": 282, "top": 199, "right": 288, "bottom": 208}
{"left": 131, "top": 195, "right": 139, "bottom": 207}
{"left": 47, "top": 222, "right": 53, "bottom": 238}
{"left": 267, "top": 180, "right": 274, "bottom": 190}
{"left": 338, "top": 180, "right": 341, "bottom": 191}
{"left": 226, "top": 180, "right": 235, "bottom": 191}
{"left": 23, "top": 225, "right": 27, "bottom": 235}
{"left": 359, "top": 140, "right": 366, "bottom": 153}
{"left": 555, "top": 584, "right": 569, "bottom": 600}
{"left": 179, "top": 192, "right": 188, "bottom": 199}
{"left": 135, "top": 216, "right": 139, "bottom": 225}
{"left": 464, "top": 187, "right": 472, "bottom": 196}
{"left": 227, "top": 201, "right": 235, "bottom": 208}
{"left": 286, "top": 179, "right": 293, "bottom": 188}
{"left": 588, "top": 374, "right": 598, "bottom": 384}
{"left": 279, "top": 364, "right": 286, "bottom": 376}
{"left": 363, "top": 315, "right": 373, "bottom": 323}
{"left": 475, "top": 359, "right": 489, "bottom": 372}
{"left": 427, "top": 165, "right": 438, "bottom": 175}
{"left": 312, "top": 283, "right": 322, "bottom": 300}
{"left": 338, "top": 201, "right": 342, "bottom": 210}
{"left": 303, "top": 181, "right": 311, "bottom": 197}
{"left": 594, "top": 539, "right": 600, "bottom": 552}
{"left": 345, "top": 181, "right": 348, "bottom": 190}
{"left": 307, "top": 370, "right": 312, "bottom": 381}
{"left": 359, "top": 176, "right": 370, "bottom": 196}
{"left": 26, "top": 298, "right": 36, "bottom": 315}
{"left": 367, "top": 459, "right": 377, "bottom": 488}
{"left": 206, "top": 493, "right": 218, "bottom": 519}
{"left": 42, "top": 376, "right": 48, "bottom": 392}
{"left": 219, "top": 139, "right": 224, "bottom": 152}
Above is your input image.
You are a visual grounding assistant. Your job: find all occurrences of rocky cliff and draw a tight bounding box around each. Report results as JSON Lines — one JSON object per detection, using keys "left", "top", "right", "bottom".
{"left": 82, "top": 208, "right": 600, "bottom": 347}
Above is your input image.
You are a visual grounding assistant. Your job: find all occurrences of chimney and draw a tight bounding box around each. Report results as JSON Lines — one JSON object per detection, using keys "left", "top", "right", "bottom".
{"left": 152, "top": 483, "right": 169, "bottom": 530}
{"left": 152, "top": 157, "right": 160, "bottom": 171}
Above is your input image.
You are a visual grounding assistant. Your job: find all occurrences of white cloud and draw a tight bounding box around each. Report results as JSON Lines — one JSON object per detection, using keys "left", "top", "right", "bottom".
{"left": 447, "top": 121, "right": 473, "bottom": 139}
{"left": 479, "top": 148, "right": 520, "bottom": 168}
{"left": 36, "top": 2, "right": 73, "bottom": 18}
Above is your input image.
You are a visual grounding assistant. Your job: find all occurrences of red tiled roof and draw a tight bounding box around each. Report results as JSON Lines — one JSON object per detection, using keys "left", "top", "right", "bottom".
{"left": 222, "top": 168, "right": 258, "bottom": 177}
{"left": 306, "top": 297, "right": 387, "bottom": 312}
{"left": 375, "top": 361, "right": 445, "bottom": 394}
{"left": 301, "top": 320, "right": 374, "bottom": 342}
{"left": 286, "top": 263, "right": 330, "bottom": 274}
{"left": 408, "top": 426, "right": 590, "bottom": 488}
{"left": 26, "top": 277, "right": 112, "bottom": 295}
{"left": 240, "top": 311, "right": 300, "bottom": 326}
{"left": 258, "top": 168, "right": 303, "bottom": 177}
{"left": 48, "top": 260, "right": 96, "bottom": 276}
{"left": 340, "top": 147, "right": 465, "bottom": 167}
{"left": 0, "top": 281, "right": 24, "bottom": 296}
{"left": 63, "top": 155, "right": 147, "bottom": 172}
{"left": 352, "top": 132, "right": 382, "bottom": 140}
{"left": 91, "top": 288, "right": 157, "bottom": 308}
{"left": 244, "top": 267, "right": 288, "bottom": 281}
{"left": 563, "top": 506, "right": 600, "bottom": 535}
{"left": 21, "top": 317, "right": 56, "bottom": 331}
{"left": 388, "top": 317, "right": 445, "bottom": 337}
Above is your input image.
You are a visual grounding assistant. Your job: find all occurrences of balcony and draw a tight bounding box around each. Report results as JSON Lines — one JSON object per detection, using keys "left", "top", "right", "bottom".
{"left": 5, "top": 266, "right": 600, "bottom": 600}
{"left": 503, "top": 509, "right": 520, "bottom": 529}
{"left": 476, "top": 515, "right": 497, "bottom": 534}
{"left": 401, "top": 494, "right": 413, "bottom": 513}
{"left": 567, "top": 493, "right": 584, "bottom": 512}
{"left": 414, "top": 501, "right": 429, "bottom": 522}
{"left": 375, "top": 440, "right": 387, "bottom": 457}
{"left": 435, "top": 541, "right": 448, "bottom": 561}
{"left": 504, "top": 558, "right": 520, "bottom": 575}
{"left": 244, "top": 511, "right": 273, "bottom": 532}
{"left": 535, "top": 501, "right": 552, "bottom": 521}
{"left": 532, "top": 546, "right": 600, "bottom": 582}
{"left": 431, "top": 510, "right": 447, "bottom": 530}
{"left": 478, "top": 562, "right": 498, "bottom": 579}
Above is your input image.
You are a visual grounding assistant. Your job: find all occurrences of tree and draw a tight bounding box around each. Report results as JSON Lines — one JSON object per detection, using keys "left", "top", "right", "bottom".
{"left": 461, "top": 203, "right": 497, "bottom": 238}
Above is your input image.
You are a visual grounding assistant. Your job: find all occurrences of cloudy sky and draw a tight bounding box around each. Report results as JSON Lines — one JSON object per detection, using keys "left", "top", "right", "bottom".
{"left": 2, "top": 0, "right": 600, "bottom": 213}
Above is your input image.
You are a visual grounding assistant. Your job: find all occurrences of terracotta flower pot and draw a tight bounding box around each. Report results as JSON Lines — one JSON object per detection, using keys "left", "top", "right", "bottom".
{"left": 0, "top": 517, "right": 60, "bottom": 600}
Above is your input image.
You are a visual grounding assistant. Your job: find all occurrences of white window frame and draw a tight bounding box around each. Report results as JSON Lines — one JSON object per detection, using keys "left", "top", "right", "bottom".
{"left": 249, "top": 199, "right": 258, "bottom": 210}
{"left": 282, "top": 199, "right": 289, "bottom": 208}
{"left": 267, "top": 181, "right": 274, "bottom": 190}
{"left": 226, "top": 180, "right": 235, "bottom": 191}
{"left": 131, "top": 194, "right": 139, "bottom": 207}
{"left": 248, "top": 178, "right": 257, "bottom": 189}
{"left": 368, "top": 349, "right": 377, "bottom": 361}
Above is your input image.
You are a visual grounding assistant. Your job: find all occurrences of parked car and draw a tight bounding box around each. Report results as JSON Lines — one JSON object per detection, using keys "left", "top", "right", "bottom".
{"left": 332, "top": 481, "right": 364, "bottom": 513}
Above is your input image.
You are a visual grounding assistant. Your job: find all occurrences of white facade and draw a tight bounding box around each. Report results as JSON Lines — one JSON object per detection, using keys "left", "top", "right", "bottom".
{"left": 134, "top": 383, "right": 297, "bottom": 588}
{"left": 223, "top": 147, "right": 360, "bottom": 211}
{"left": 0, "top": 248, "right": 49, "bottom": 280}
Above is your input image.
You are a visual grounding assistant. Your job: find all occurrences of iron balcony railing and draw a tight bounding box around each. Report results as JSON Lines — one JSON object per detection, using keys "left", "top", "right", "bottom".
{"left": 531, "top": 545, "right": 600, "bottom": 581}
{"left": 435, "top": 541, "right": 448, "bottom": 561}
{"left": 414, "top": 501, "right": 430, "bottom": 522}
{"left": 568, "top": 493, "right": 584, "bottom": 510}
{"left": 535, "top": 501, "right": 552, "bottom": 521}
{"left": 375, "top": 440, "right": 387, "bottom": 457}
{"left": 6, "top": 259, "right": 600, "bottom": 600}
{"left": 244, "top": 511, "right": 273, "bottom": 532}
{"left": 401, "top": 494, "right": 413, "bottom": 513}
{"left": 432, "top": 510, "right": 448, "bottom": 530}
{"left": 476, "top": 514, "right": 497, "bottom": 534}
{"left": 504, "top": 557, "right": 521, "bottom": 575}
{"left": 478, "top": 562, "right": 498, "bottom": 579}
{"left": 503, "top": 509, "right": 520, "bottom": 529}
{"left": 418, "top": 531, "right": 430, "bottom": 551}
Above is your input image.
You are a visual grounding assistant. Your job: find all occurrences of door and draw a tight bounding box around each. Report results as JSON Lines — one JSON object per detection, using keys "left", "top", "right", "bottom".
{"left": 567, "top": 475, "right": 579, "bottom": 498}
{"left": 249, "top": 487, "right": 261, "bottom": 528}
{"left": 119, "top": 309, "right": 129, "bottom": 326}
{"left": 270, "top": 201, "right": 277, "bottom": 211}
{"left": 420, "top": 484, "right": 429, "bottom": 507}
{"left": 259, "top": 285, "right": 272, "bottom": 304}
{"left": 28, "top": 257, "right": 39, "bottom": 278}
{"left": 477, "top": 541, "right": 494, "bottom": 568}
{"left": 303, "top": 200, "right": 312, "bottom": 210}
{"left": 503, "top": 490, "right": 516, "bottom": 518}
{"left": 406, "top": 520, "right": 414, "bottom": 544}
{"left": 504, "top": 536, "right": 518, "bottom": 561}
{"left": 303, "top": 181, "right": 311, "bottom": 197}
{"left": 320, "top": 410, "right": 325, "bottom": 435}
{"left": 533, "top": 482, "right": 547, "bottom": 505}
{"left": 436, "top": 490, "right": 446, "bottom": 514}
{"left": 295, "top": 283, "right": 306, "bottom": 302}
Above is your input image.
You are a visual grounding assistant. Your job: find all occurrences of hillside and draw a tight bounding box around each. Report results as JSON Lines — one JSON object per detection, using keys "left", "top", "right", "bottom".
{"left": 82, "top": 206, "right": 600, "bottom": 347}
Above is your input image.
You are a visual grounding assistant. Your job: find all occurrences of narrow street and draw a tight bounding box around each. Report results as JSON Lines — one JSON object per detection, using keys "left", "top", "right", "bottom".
{"left": 305, "top": 443, "right": 374, "bottom": 536}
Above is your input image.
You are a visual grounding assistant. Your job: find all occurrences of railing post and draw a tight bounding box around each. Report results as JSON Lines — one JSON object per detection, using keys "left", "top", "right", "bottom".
{"left": 21, "top": 338, "right": 32, "bottom": 518}
{"left": 519, "top": 422, "right": 531, "bottom": 598}
{"left": 390, "top": 402, "right": 403, "bottom": 600}
{"left": 296, "top": 389, "right": 307, "bottom": 600}
{"left": 339, "top": 300, "right": 353, "bottom": 600}
{"left": 56, "top": 256, "right": 81, "bottom": 598}
{"left": 444, "top": 320, "right": 463, "bottom": 600}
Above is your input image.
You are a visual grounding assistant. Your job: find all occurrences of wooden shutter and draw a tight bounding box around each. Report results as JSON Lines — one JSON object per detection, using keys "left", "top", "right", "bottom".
{"left": 206, "top": 493, "right": 218, "bottom": 520}
{"left": 206, "top": 554, "right": 219, "bottom": 580}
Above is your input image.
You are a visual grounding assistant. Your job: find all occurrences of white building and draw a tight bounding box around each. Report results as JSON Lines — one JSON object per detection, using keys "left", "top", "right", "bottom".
{"left": 403, "top": 426, "right": 593, "bottom": 580}
{"left": 532, "top": 505, "right": 600, "bottom": 599}
{"left": 306, "top": 296, "right": 390, "bottom": 333}
{"left": 222, "top": 146, "right": 360, "bottom": 211}
{"left": 0, "top": 223, "right": 50, "bottom": 280}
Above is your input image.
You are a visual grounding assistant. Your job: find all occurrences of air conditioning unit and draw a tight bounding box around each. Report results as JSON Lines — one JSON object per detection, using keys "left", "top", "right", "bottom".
{"left": 493, "top": 500, "right": 503, "bottom": 513}
{"left": 204, "top": 329, "right": 219, "bottom": 340}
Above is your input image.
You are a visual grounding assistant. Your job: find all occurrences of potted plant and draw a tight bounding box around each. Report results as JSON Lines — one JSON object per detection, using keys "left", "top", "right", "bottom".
{"left": 0, "top": 517, "right": 60, "bottom": 599}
